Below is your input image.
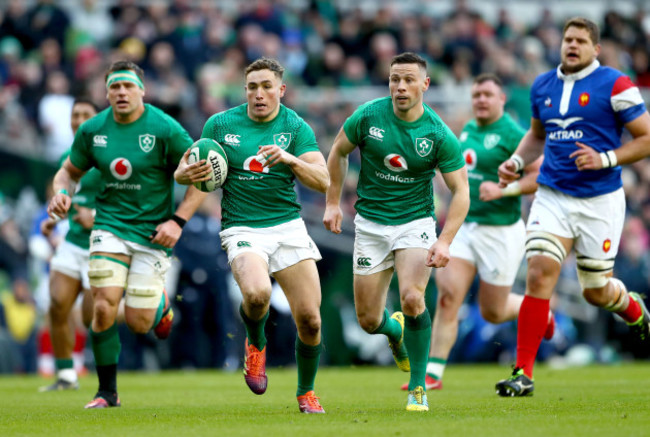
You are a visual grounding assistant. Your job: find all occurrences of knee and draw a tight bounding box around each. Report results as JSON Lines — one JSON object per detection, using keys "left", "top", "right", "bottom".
{"left": 526, "top": 262, "right": 557, "bottom": 295}
{"left": 241, "top": 286, "right": 272, "bottom": 311}
{"left": 93, "top": 299, "right": 116, "bottom": 330}
{"left": 437, "top": 287, "right": 462, "bottom": 318}
{"left": 48, "top": 295, "right": 68, "bottom": 322}
{"left": 295, "top": 311, "right": 321, "bottom": 338}
{"left": 400, "top": 289, "right": 425, "bottom": 315}
{"left": 479, "top": 305, "right": 504, "bottom": 324}
{"left": 357, "top": 311, "right": 382, "bottom": 333}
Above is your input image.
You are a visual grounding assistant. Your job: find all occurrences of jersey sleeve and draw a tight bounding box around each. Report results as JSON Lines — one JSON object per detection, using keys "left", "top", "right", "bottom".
{"left": 436, "top": 125, "right": 466, "bottom": 173}
{"left": 200, "top": 114, "right": 218, "bottom": 140}
{"left": 342, "top": 104, "right": 367, "bottom": 145}
{"left": 610, "top": 75, "right": 647, "bottom": 124}
{"left": 508, "top": 121, "right": 526, "bottom": 154}
{"left": 166, "top": 116, "right": 194, "bottom": 165}
{"left": 293, "top": 121, "right": 319, "bottom": 156}
{"left": 530, "top": 76, "right": 542, "bottom": 121}
{"left": 69, "top": 125, "right": 93, "bottom": 171}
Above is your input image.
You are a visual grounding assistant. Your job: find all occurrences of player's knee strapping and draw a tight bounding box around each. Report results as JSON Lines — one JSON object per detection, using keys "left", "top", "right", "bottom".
{"left": 88, "top": 256, "right": 128, "bottom": 288}
{"left": 525, "top": 231, "right": 567, "bottom": 264}
{"left": 125, "top": 273, "right": 165, "bottom": 309}
{"left": 576, "top": 256, "right": 615, "bottom": 289}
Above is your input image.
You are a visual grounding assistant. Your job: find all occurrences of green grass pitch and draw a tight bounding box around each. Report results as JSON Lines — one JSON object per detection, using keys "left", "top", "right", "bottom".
{"left": 1, "top": 363, "right": 650, "bottom": 436}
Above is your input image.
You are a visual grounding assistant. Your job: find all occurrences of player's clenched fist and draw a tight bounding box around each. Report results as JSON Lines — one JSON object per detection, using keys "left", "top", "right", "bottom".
{"left": 47, "top": 191, "right": 72, "bottom": 220}
{"left": 497, "top": 158, "right": 522, "bottom": 188}
{"left": 323, "top": 205, "right": 343, "bottom": 234}
{"left": 426, "top": 240, "right": 451, "bottom": 268}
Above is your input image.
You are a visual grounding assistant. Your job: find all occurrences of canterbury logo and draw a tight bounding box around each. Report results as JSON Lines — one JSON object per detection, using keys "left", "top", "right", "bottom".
{"left": 237, "top": 241, "right": 251, "bottom": 247}
{"left": 225, "top": 134, "right": 240, "bottom": 145}
{"left": 369, "top": 127, "right": 384, "bottom": 139}
{"left": 93, "top": 135, "right": 107, "bottom": 147}
{"left": 356, "top": 257, "right": 371, "bottom": 267}
{"left": 547, "top": 117, "right": 583, "bottom": 129}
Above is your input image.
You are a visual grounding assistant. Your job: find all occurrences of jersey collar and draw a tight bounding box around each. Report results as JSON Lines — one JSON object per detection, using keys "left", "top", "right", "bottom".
{"left": 556, "top": 59, "right": 600, "bottom": 82}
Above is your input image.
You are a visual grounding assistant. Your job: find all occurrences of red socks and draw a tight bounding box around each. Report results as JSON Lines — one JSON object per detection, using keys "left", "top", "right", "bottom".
{"left": 515, "top": 295, "right": 550, "bottom": 378}
{"left": 618, "top": 295, "right": 643, "bottom": 324}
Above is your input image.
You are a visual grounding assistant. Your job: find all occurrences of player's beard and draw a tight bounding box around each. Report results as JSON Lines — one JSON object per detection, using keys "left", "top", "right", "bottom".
{"left": 560, "top": 57, "right": 593, "bottom": 74}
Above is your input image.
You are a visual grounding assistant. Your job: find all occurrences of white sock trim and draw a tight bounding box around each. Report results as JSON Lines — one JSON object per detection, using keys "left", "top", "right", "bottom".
{"left": 426, "top": 361, "right": 446, "bottom": 380}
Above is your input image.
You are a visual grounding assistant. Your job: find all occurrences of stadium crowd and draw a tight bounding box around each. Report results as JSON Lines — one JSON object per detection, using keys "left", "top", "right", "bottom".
{"left": 0, "top": 0, "right": 650, "bottom": 375}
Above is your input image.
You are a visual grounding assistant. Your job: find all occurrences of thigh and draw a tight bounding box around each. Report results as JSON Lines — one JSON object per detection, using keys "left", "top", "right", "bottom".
{"left": 477, "top": 281, "right": 515, "bottom": 313}
{"left": 231, "top": 252, "right": 272, "bottom": 293}
{"left": 394, "top": 247, "right": 432, "bottom": 295}
{"left": 435, "top": 256, "right": 476, "bottom": 299}
{"left": 49, "top": 269, "right": 83, "bottom": 311}
{"left": 274, "top": 259, "right": 321, "bottom": 316}
{"left": 353, "top": 268, "right": 394, "bottom": 318}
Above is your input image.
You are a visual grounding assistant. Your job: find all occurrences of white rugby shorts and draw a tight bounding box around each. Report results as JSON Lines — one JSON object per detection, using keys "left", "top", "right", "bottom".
{"left": 89, "top": 229, "right": 171, "bottom": 308}
{"left": 50, "top": 240, "right": 91, "bottom": 290}
{"left": 450, "top": 220, "right": 525, "bottom": 286}
{"left": 220, "top": 218, "right": 321, "bottom": 274}
{"left": 527, "top": 186, "right": 625, "bottom": 259}
{"left": 353, "top": 214, "right": 437, "bottom": 275}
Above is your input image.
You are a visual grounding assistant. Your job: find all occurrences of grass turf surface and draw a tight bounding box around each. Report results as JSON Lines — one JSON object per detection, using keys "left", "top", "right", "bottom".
{"left": 1, "top": 363, "right": 650, "bottom": 436}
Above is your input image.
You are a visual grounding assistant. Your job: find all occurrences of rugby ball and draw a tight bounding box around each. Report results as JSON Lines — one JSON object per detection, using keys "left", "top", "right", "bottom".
{"left": 187, "top": 138, "right": 228, "bottom": 192}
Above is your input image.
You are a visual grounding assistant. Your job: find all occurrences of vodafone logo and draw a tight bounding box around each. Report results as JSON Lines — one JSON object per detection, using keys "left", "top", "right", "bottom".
{"left": 243, "top": 156, "right": 270, "bottom": 174}
{"left": 464, "top": 149, "right": 477, "bottom": 171}
{"left": 383, "top": 154, "right": 408, "bottom": 172}
{"left": 110, "top": 157, "right": 133, "bottom": 180}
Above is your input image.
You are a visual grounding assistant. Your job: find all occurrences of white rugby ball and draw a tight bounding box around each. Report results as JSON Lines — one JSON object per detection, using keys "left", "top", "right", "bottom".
{"left": 187, "top": 138, "right": 228, "bottom": 192}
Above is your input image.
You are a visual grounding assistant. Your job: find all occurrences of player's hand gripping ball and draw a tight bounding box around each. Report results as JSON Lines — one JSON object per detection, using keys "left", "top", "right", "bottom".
{"left": 187, "top": 138, "right": 228, "bottom": 192}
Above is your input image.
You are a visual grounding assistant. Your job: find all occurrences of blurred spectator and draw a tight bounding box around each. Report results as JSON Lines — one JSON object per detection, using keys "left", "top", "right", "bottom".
{"left": 235, "top": 0, "right": 285, "bottom": 37}
{"left": 37, "top": 70, "right": 74, "bottom": 163}
{"left": 0, "top": 0, "right": 31, "bottom": 53}
{"left": 25, "top": 0, "right": 70, "bottom": 50}
{"left": 614, "top": 217, "right": 650, "bottom": 296}
{"left": 67, "top": 0, "right": 114, "bottom": 51}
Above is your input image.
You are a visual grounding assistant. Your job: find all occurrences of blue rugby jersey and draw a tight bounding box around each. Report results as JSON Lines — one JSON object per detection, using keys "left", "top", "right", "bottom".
{"left": 531, "top": 60, "right": 646, "bottom": 197}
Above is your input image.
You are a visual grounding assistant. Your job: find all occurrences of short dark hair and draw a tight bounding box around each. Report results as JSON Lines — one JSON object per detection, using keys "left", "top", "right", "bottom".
{"left": 245, "top": 57, "right": 284, "bottom": 79}
{"left": 473, "top": 73, "right": 503, "bottom": 88}
{"left": 390, "top": 52, "right": 427, "bottom": 70}
{"left": 563, "top": 17, "right": 600, "bottom": 45}
{"left": 104, "top": 60, "right": 145, "bottom": 83}
{"left": 72, "top": 97, "right": 99, "bottom": 113}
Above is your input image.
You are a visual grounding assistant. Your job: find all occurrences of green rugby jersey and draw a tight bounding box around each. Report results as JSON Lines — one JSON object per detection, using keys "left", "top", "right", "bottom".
{"left": 459, "top": 113, "right": 526, "bottom": 225}
{"left": 59, "top": 149, "right": 102, "bottom": 250}
{"left": 201, "top": 103, "right": 320, "bottom": 229}
{"left": 69, "top": 104, "right": 193, "bottom": 251}
{"left": 343, "top": 97, "right": 464, "bottom": 225}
